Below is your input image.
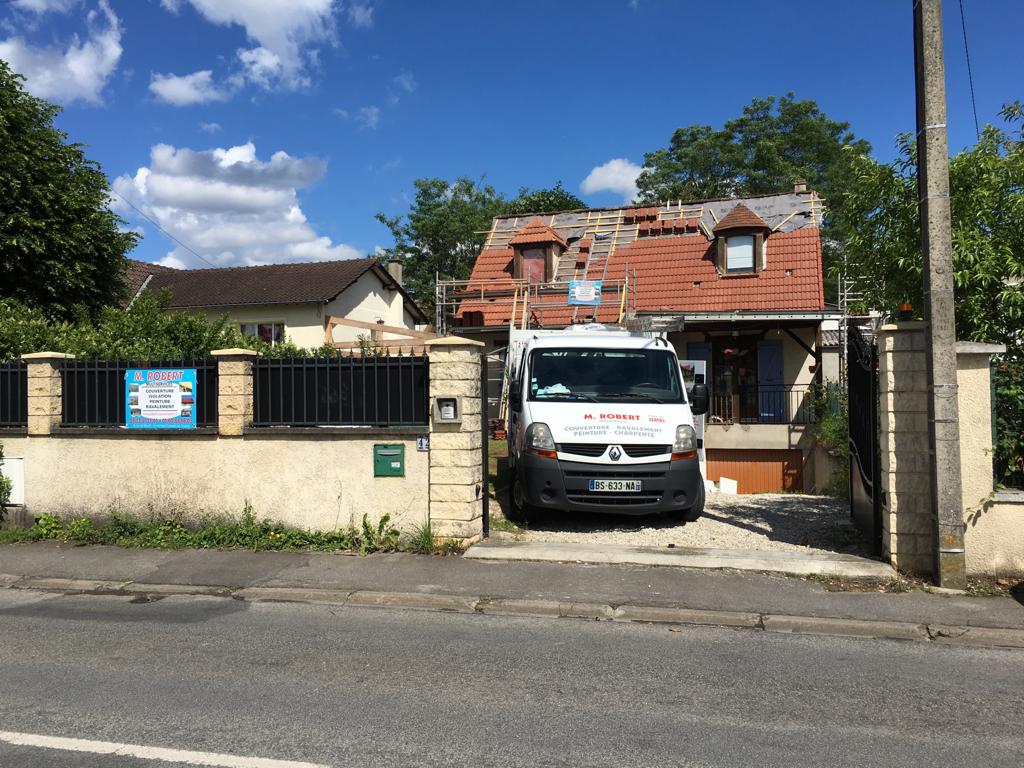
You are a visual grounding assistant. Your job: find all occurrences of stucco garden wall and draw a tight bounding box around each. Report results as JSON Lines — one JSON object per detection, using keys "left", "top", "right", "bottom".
{"left": 0, "top": 431, "right": 427, "bottom": 532}
{"left": 1, "top": 340, "right": 486, "bottom": 544}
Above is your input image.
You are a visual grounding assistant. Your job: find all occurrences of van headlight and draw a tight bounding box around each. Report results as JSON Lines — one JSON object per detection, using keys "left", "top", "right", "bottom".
{"left": 672, "top": 424, "right": 698, "bottom": 460}
{"left": 526, "top": 422, "right": 557, "bottom": 458}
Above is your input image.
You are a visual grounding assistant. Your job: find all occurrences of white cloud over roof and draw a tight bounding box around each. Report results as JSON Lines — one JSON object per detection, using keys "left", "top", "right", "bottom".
{"left": 113, "top": 141, "right": 362, "bottom": 268}
{"left": 580, "top": 158, "right": 643, "bottom": 204}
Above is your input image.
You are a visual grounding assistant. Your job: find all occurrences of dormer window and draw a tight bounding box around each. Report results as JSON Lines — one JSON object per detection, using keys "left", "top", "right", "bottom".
{"left": 725, "top": 235, "right": 755, "bottom": 273}
{"left": 712, "top": 203, "right": 771, "bottom": 276}
{"left": 520, "top": 247, "right": 546, "bottom": 282}
{"left": 508, "top": 218, "right": 567, "bottom": 284}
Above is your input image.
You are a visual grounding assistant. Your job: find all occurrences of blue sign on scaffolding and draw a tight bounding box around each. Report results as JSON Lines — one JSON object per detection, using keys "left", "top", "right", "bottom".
{"left": 568, "top": 280, "right": 602, "bottom": 306}
{"left": 125, "top": 368, "right": 198, "bottom": 430}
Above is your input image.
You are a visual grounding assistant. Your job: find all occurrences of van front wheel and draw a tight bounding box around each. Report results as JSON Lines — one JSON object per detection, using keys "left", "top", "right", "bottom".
{"left": 673, "top": 482, "right": 705, "bottom": 523}
{"left": 509, "top": 472, "right": 530, "bottom": 522}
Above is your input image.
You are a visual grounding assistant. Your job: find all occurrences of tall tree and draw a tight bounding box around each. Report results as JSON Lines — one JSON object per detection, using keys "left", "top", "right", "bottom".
{"left": 635, "top": 94, "right": 870, "bottom": 204}
{"left": 504, "top": 181, "right": 584, "bottom": 215}
{"left": 830, "top": 103, "right": 1024, "bottom": 348}
{"left": 0, "top": 59, "right": 137, "bottom": 319}
{"left": 832, "top": 103, "right": 1024, "bottom": 486}
{"left": 376, "top": 179, "right": 584, "bottom": 311}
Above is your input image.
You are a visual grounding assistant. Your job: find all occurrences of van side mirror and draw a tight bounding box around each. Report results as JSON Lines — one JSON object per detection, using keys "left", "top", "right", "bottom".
{"left": 690, "top": 383, "right": 710, "bottom": 416}
{"left": 508, "top": 381, "right": 522, "bottom": 411}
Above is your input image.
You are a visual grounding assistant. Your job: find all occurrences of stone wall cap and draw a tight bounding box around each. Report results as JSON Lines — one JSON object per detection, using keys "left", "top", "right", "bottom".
{"left": 878, "top": 322, "right": 927, "bottom": 332}
{"left": 956, "top": 341, "right": 1006, "bottom": 355}
{"left": 424, "top": 336, "right": 485, "bottom": 348}
{"left": 994, "top": 488, "right": 1024, "bottom": 504}
{"left": 21, "top": 351, "right": 76, "bottom": 360}
{"left": 210, "top": 348, "right": 259, "bottom": 357}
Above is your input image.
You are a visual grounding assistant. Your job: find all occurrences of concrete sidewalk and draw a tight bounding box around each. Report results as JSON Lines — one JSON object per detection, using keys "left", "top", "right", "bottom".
{"left": 464, "top": 539, "right": 895, "bottom": 578}
{"left": 1, "top": 542, "right": 1023, "bottom": 647}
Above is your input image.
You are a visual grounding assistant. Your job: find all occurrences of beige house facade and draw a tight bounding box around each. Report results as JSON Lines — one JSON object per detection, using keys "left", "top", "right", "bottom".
{"left": 126, "top": 257, "right": 428, "bottom": 349}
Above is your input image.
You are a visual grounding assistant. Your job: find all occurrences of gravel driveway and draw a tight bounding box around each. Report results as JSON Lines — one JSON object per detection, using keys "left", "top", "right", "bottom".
{"left": 513, "top": 493, "right": 871, "bottom": 557}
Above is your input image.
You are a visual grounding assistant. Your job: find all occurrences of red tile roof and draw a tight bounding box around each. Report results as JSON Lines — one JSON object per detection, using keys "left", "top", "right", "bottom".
{"left": 507, "top": 218, "right": 567, "bottom": 248}
{"left": 455, "top": 229, "right": 824, "bottom": 327}
{"left": 713, "top": 203, "right": 770, "bottom": 233}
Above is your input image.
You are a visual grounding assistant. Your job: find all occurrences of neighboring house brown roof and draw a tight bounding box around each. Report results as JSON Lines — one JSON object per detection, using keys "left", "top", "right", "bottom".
{"left": 122, "top": 259, "right": 175, "bottom": 307}
{"left": 507, "top": 218, "right": 568, "bottom": 248}
{"left": 125, "top": 257, "right": 428, "bottom": 323}
{"left": 712, "top": 203, "right": 771, "bottom": 233}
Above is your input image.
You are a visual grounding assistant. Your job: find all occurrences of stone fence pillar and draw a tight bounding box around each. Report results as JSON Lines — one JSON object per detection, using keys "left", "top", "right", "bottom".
{"left": 877, "top": 323, "right": 932, "bottom": 574}
{"left": 21, "top": 352, "right": 75, "bottom": 436}
{"left": 425, "top": 337, "right": 484, "bottom": 543}
{"left": 210, "top": 348, "right": 257, "bottom": 437}
{"left": 879, "top": 325, "right": 1009, "bottom": 577}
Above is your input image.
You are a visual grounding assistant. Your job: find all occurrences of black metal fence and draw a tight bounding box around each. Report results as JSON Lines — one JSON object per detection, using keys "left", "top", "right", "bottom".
{"left": 0, "top": 360, "right": 28, "bottom": 427}
{"left": 62, "top": 359, "right": 219, "bottom": 428}
{"left": 253, "top": 354, "right": 429, "bottom": 427}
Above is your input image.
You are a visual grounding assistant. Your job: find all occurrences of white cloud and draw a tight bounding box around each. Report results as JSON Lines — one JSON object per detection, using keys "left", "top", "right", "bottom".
{"left": 347, "top": 3, "right": 374, "bottom": 29}
{"left": 150, "top": 70, "right": 231, "bottom": 106}
{"left": 237, "top": 45, "right": 284, "bottom": 89}
{"left": 163, "top": 0, "right": 338, "bottom": 90}
{"left": 113, "top": 141, "right": 362, "bottom": 268}
{"left": 0, "top": 0, "right": 122, "bottom": 105}
{"left": 10, "top": 0, "right": 78, "bottom": 13}
{"left": 356, "top": 105, "right": 380, "bottom": 129}
{"left": 580, "top": 158, "right": 643, "bottom": 203}
{"left": 393, "top": 71, "right": 416, "bottom": 94}
{"left": 200, "top": 121, "right": 222, "bottom": 133}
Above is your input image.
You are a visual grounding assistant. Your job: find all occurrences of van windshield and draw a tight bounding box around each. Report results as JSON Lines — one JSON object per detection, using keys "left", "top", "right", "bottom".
{"left": 528, "top": 347, "right": 685, "bottom": 404}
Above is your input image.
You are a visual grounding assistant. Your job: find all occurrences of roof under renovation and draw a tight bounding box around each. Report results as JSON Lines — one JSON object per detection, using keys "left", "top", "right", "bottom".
{"left": 454, "top": 189, "right": 826, "bottom": 329}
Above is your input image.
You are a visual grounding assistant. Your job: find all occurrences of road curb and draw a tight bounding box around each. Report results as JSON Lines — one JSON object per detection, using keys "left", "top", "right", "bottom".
{"left": 4, "top": 577, "right": 1024, "bottom": 649}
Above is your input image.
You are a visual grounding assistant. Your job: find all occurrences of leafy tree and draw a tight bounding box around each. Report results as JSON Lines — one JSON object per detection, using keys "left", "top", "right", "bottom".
{"left": 830, "top": 104, "right": 1023, "bottom": 349}
{"left": 504, "top": 181, "right": 584, "bottom": 215}
{"left": 376, "top": 179, "right": 584, "bottom": 311}
{"left": 831, "top": 103, "right": 1024, "bottom": 487}
{"left": 635, "top": 93, "right": 870, "bottom": 204}
{"left": 0, "top": 59, "right": 137, "bottom": 319}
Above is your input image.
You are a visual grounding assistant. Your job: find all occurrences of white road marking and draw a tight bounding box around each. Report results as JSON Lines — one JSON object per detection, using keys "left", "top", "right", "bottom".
{"left": 0, "top": 731, "right": 331, "bottom": 768}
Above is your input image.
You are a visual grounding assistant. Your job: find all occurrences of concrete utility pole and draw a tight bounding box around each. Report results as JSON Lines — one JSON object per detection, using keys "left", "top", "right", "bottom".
{"left": 913, "top": 0, "right": 966, "bottom": 589}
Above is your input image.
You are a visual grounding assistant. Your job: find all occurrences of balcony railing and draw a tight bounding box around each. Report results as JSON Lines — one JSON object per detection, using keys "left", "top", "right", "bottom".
{"left": 709, "top": 386, "right": 815, "bottom": 425}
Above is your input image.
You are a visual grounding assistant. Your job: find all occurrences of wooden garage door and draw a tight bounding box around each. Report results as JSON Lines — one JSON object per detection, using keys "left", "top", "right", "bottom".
{"left": 706, "top": 449, "right": 803, "bottom": 494}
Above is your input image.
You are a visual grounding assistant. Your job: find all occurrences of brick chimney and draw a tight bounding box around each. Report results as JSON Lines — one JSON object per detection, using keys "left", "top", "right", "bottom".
{"left": 386, "top": 260, "right": 403, "bottom": 285}
{"left": 793, "top": 179, "right": 808, "bottom": 194}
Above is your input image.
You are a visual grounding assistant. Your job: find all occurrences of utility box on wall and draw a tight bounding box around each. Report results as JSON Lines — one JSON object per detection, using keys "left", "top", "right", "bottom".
{"left": 373, "top": 444, "right": 405, "bottom": 477}
{"left": 433, "top": 396, "right": 462, "bottom": 424}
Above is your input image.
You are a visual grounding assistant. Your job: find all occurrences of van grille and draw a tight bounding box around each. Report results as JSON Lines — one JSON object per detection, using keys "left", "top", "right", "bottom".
{"left": 558, "top": 443, "right": 607, "bottom": 457}
{"left": 622, "top": 444, "right": 671, "bottom": 458}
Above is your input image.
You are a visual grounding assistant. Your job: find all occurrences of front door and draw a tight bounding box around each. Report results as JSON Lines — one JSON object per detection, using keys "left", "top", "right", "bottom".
{"left": 712, "top": 337, "right": 759, "bottom": 423}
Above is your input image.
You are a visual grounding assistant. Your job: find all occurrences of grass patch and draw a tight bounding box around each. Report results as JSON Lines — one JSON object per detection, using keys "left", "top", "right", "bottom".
{"left": 405, "top": 521, "right": 468, "bottom": 556}
{"left": 0, "top": 505, "right": 409, "bottom": 555}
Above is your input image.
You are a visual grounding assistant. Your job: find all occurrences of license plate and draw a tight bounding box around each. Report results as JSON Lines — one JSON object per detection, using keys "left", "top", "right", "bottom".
{"left": 588, "top": 479, "right": 642, "bottom": 492}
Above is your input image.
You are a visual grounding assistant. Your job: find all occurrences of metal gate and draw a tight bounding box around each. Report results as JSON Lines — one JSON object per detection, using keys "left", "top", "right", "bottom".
{"left": 847, "top": 325, "right": 881, "bottom": 553}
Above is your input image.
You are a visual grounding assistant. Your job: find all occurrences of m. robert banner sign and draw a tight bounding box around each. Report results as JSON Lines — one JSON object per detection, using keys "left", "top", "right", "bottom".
{"left": 126, "top": 368, "right": 198, "bottom": 430}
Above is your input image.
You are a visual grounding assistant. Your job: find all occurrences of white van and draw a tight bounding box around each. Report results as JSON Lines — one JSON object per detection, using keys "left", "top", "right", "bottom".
{"left": 505, "top": 326, "right": 710, "bottom": 520}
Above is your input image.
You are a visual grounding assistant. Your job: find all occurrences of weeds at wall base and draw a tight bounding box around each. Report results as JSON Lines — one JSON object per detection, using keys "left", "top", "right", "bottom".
{"left": 0, "top": 508, "right": 463, "bottom": 556}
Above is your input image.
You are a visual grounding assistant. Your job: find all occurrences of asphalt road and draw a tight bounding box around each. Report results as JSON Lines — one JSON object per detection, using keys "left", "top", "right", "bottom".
{"left": 1, "top": 589, "right": 1022, "bottom": 768}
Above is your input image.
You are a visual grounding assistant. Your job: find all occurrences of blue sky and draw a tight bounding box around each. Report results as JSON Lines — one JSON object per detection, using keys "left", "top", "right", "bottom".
{"left": 1, "top": 0, "right": 1021, "bottom": 269}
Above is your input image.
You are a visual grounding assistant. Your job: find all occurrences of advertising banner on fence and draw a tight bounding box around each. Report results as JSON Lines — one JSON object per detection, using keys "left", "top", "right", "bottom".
{"left": 125, "top": 368, "right": 197, "bottom": 430}
{"left": 568, "top": 280, "right": 602, "bottom": 306}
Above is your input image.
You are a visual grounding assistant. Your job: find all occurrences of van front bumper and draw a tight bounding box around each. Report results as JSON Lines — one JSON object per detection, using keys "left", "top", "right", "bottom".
{"left": 517, "top": 453, "right": 702, "bottom": 516}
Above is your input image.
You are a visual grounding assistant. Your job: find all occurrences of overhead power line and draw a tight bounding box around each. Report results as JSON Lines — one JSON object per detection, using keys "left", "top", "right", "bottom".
{"left": 109, "top": 188, "right": 218, "bottom": 269}
{"left": 958, "top": 0, "right": 981, "bottom": 141}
